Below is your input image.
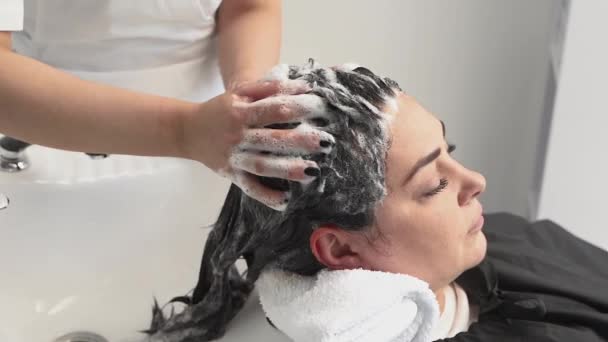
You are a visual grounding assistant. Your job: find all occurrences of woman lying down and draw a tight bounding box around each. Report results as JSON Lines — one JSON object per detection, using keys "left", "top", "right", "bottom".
{"left": 144, "top": 60, "right": 608, "bottom": 342}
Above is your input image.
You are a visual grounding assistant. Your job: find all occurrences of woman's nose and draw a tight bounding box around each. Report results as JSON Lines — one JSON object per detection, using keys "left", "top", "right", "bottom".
{"left": 458, "top": 168, "right": 486, "bottom": 206}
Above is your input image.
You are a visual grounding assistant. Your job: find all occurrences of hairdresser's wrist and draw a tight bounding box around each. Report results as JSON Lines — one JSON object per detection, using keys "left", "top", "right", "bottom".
{"left": 171, "top": 99, "right": 201, "bottom": 162}
{"left": 176, "top": 93, "right": 245, "bottom": 171}
{"left": 225, "top": 70, "right": 264, "bottom": 91}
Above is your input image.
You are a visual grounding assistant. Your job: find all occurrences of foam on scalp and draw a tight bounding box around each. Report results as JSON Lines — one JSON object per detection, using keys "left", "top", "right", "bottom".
{"left": 146, "top": 60, "right": 402, "bottom": 341}
{"left": 236, "top": 61, "right": 399, "bottom": 209}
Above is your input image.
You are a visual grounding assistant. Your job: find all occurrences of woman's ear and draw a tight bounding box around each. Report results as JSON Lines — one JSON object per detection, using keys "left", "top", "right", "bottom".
{"left": 310, "top": 226, "right": 365, "bottom": 270}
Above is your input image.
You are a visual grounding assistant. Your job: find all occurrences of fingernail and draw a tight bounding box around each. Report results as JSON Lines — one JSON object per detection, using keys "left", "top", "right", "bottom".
{"left": 320, "top": 140, "right": 332, "bottom": 148}
{"left": 304, "top": 167, "right": 320, "bottom": 177}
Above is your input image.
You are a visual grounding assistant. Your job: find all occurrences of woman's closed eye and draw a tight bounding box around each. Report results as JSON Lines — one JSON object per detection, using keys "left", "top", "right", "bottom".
{"left": 425, "top": 178, "right": 448, "bottom": 197}
{"left": 424, "top": 144, "right": 456, "bottom": 197}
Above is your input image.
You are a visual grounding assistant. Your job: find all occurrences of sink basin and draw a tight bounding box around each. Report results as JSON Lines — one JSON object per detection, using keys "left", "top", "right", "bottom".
{"left": 0, "top": 145, "right": 287, "bottom": 342}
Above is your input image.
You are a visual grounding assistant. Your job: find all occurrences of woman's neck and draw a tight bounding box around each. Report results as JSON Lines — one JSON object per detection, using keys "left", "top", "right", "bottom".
{"left": 434, "top": 284, "right": 450, "bottom": 315}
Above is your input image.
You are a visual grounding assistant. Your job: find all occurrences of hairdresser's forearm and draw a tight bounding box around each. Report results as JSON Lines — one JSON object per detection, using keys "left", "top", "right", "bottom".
{"left": 217, "top": 0, "right": 282, "bottom": 87}
{"left": 0, "top": 47, "right": 194, "bottom": 157}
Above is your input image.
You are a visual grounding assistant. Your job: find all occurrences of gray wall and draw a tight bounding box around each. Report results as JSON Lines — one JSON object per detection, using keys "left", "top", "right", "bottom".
{"left": 537, "top": 1, "right": 608, "bottom": 250}
{"left": 282, "top": 0, "right": 558, "bottom": 217}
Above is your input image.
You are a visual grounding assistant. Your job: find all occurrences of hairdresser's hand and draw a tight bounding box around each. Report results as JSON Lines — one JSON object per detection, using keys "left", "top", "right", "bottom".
{"left": 181, "top": 79, "right": 334, "bottom": 210}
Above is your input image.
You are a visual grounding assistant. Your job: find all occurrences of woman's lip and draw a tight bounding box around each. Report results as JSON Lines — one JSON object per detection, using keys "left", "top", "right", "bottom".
{"left": 469, "top": 215, "right": 484, "bottom": 233}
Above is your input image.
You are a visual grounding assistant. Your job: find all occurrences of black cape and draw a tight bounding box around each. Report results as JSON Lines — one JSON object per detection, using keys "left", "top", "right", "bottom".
{"left": 439, "top": 213, "right": 608, "bottom": 341}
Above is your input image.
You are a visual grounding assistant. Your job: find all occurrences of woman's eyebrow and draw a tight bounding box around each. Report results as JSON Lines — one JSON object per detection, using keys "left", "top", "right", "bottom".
{"left": 402, "top": 119, "right": 445, "bottom": 186}
{"left": 402, "top": 147, "right": 441, "bottom": 186}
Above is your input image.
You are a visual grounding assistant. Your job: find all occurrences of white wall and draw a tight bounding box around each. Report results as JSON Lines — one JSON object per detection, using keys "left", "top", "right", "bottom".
{"left": 537, "top": 2, "right": 608, "bottom": 250}
{"left": 282, "top": 0, "right": 558, "bottom": 217}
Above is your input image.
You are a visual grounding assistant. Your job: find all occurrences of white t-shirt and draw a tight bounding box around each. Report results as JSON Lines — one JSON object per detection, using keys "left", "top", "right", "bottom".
{"left": 431, "top": 282, "right": 479, "bottom": 340}
{"left": 1, "top": 0, "right": 224, "bottom": 102}
{"left": 0, "top": 0, "right": 24, "bottom": 30}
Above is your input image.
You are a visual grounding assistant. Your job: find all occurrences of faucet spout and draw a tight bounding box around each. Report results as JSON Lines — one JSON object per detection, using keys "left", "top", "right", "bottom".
{"left": 0, "top": 136, "right": 110, "bottom": 173}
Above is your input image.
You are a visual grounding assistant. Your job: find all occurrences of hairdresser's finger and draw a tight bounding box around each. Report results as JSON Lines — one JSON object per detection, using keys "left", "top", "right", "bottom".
{"left": 233, "top": 171, "right": 289, "bottom": 211}
{"left": 234, "top": 80, "right": 311, "bottom": 101}
{"left": 230, "top": 152, "right": 320, "bottom": 183}
{"left": 235, "top": 94, "right": 329, "bottom": 127}
{"left": 239, "top": 127, "right": 335, "bottom": 155}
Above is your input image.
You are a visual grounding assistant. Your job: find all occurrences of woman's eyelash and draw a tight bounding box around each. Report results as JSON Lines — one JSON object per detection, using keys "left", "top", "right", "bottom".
{"left": 448, "top": 144, "right": 456, "bottom": 153}
{"left": 425, "top": 178, "right": 448, "bottom": 197}
{"left": 421, "top": 144, "right": 454, "bottom": 197}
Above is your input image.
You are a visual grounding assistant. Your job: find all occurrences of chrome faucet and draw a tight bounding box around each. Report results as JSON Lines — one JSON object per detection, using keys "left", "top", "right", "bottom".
{"left": 0, "top": 136, "right": 108, "bottom": 173}
{"left": 0, "top": 136, "right": 30, "bottom": 172}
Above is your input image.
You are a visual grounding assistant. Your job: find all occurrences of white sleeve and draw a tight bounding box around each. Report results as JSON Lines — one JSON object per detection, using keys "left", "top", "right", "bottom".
{"left": 0, "top": 0, "right": 24, "bottom": 31}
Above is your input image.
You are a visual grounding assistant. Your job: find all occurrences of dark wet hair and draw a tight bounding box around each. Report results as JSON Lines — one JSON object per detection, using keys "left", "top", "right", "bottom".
{"left": 146, "top": 60, "right": 401, "bottom": 341}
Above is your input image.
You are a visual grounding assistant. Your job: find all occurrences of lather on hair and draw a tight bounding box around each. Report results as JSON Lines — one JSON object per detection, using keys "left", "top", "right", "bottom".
{"left": 145, "top": 59, "right": 402, "bottom": 342}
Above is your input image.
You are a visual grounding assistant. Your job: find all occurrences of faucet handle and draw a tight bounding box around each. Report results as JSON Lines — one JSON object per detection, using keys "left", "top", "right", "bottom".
{"left": 86, "top": 153, "right": 109, "bottom": 160}
{"left": 0, "top": 136, "right": 30, "bottom": 152}
{"left": 0, "top": 152, "right": 29, "bottom": 172}
{"left": 0, "top": 136, "right": 31, "bottom": 171}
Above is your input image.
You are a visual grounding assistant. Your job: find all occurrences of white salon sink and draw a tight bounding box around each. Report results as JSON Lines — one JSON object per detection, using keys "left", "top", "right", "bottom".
{"left": 0, "top": 145, "right": 288, "bottom": 342}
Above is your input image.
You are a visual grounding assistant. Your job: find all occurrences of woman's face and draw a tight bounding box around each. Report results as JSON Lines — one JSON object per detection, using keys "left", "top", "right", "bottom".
{"left": 359, "top": 93, "right": 487, "bottom": 290}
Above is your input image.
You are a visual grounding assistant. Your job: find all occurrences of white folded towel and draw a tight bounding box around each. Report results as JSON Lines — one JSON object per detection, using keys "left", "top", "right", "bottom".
{"left": 257, "top": 268, "right": 440, "bottom": 342}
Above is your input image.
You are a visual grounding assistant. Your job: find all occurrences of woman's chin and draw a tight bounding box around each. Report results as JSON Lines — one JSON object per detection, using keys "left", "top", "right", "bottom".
{"left": 472, "top": 231, "right": 488, "bottom": 266}
{"left": 463, "top": 231, "right": 488, "bottom": 272}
